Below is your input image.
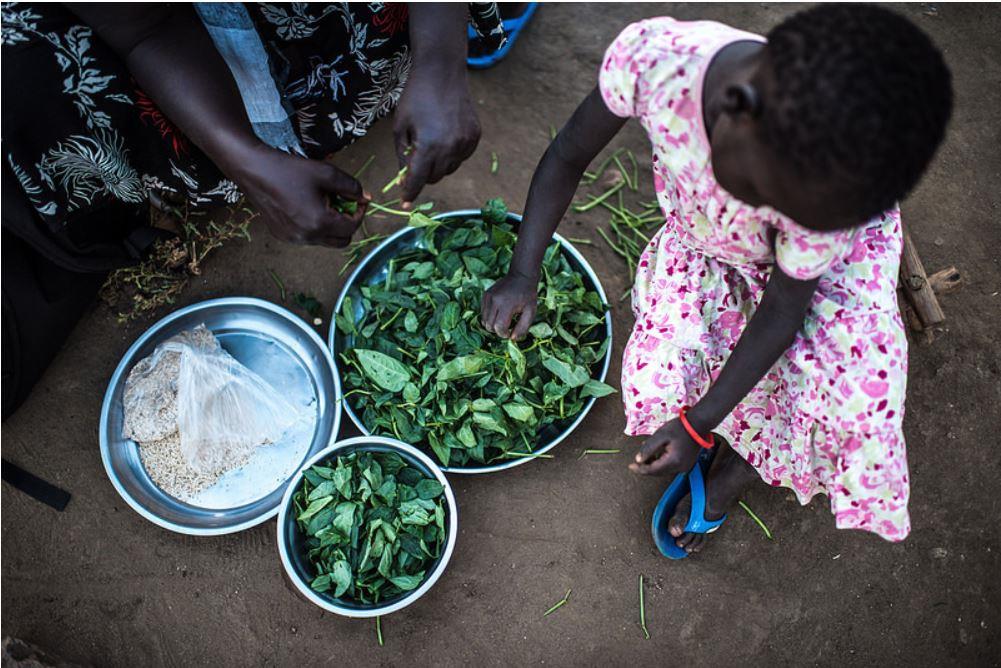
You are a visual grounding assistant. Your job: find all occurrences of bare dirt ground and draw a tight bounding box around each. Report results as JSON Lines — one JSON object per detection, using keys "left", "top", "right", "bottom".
{"left": 3, "top": 4, "right": 1000, "bottom": 666}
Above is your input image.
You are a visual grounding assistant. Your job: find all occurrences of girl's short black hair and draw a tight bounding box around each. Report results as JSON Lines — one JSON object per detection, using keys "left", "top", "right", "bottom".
{"left": 763, "top": 4, "right": 953, "bottom": 219}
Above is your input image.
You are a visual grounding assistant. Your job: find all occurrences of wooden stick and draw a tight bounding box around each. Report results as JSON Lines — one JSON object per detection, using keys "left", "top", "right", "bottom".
{"left": 928, "top": 266, "right": 963, "bottom": 295}
{"left": 900, "top": 230, "right": 945, "bottom": 328}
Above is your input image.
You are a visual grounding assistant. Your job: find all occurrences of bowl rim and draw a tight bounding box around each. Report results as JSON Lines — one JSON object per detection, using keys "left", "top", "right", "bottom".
{"left": 328, "top": 208, "right": 613, "bottom": 474}
{"left": 276, "top": 435, "right": 459, "bottom": 618}
{"left": 98, "top": 296, "right": 341, "bottom": 535}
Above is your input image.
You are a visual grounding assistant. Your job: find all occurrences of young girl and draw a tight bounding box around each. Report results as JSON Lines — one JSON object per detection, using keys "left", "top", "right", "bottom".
{"left": 481, "top": 4, "right": 952, "bottom": 554}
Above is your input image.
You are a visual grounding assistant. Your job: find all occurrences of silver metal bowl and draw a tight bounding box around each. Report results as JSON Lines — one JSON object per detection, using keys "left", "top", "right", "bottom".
{"left": 329, "top": 209, "right": 613, "bottom": 474}
{"left": 276, "top": 436, "right": 458, "bottom": 618}
{"left": 100, "top": 297, "right": 341, "bottom": 535}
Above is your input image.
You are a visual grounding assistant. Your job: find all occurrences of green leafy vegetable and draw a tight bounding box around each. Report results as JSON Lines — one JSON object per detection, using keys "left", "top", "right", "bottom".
{"left": 293, "top": 450, "right": 447, "bottom": 605}
{"left": 338, "top": 201, "right": 616, "bottom": 466}
{"left": 355, "top": 349, "right": 411, "bottom": 392}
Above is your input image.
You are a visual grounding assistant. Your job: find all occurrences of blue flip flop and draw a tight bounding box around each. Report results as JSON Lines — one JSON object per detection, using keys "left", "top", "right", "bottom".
{"left": 651, "top": 449, "right": 728, "bottom": 559}
{"left": 467, "top": 3, "right": 539, "bottom": 69}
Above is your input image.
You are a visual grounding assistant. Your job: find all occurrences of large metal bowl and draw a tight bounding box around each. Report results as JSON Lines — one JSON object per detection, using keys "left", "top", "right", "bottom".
{"left": 276, "top": 436, "right": 458, "bottom": 618}
{"left": 100, "top": 297, "right": 341, "bottom": 535}
{"left": 329, "top": 209, "right": 612, "bottom": 474}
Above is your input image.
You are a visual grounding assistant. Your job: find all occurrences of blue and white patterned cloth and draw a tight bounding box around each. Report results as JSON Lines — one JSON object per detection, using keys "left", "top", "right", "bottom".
{"left": 194, "top": 3, "right": 306, "bottom": 155}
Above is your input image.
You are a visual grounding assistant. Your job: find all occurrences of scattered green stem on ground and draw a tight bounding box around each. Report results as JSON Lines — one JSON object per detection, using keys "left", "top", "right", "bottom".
{"left": 376, "top": 616, "right": 384, "bottom": 647}
{"left": 573, "top": 180, "right": 625, "bottom": 213}
{"left": 268, "top": 269, "right": 287, "bottom": 302}
{"left": 544, "top": 588, "right": 572, "bottom": 617}
{"left": 738, "top": 500, "right": 773, "bottom": 540}
{"left": 566, "top": 237, "right": 593, "bottom": 245}
{"left": 570, "top": 143, "right": 662, "bottom": 287}
{"left": 639, "top": 575, "right": 650, "bottom": 639}
{"left": 354, "top": 155, "right": 376, "bottom": 179}
{"left": 491, "top": 151, "right": 499, "bottom": 174}
{"left": 577, "top": 448, "right": 621, "bottom": 460}
{"left": 497, "top": 451, "right": 554, "bottom": 460}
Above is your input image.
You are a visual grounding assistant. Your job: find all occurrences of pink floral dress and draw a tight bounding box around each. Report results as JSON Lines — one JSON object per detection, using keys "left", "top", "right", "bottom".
{"left": 600, "top": 18, "right": 910, "bottom": 541}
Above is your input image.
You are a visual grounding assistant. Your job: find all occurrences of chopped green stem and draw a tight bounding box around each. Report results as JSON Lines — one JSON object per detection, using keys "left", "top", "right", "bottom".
{"left": 577, "top": 448, "right": 621, "bottom": 459}
{"left": 738, "top": 501, "right": 773, "bottom": 540}
{"left": 267, "top": 269, "right": 286, "bottom": 302}
{"left": 639, "top": 575, "right": 650, "bottom": 639}
{"left": 566, "top": 237, "right": 594, "bottom": 245}
{"left": 597, "top": 227, "right": 629, "bottom": 259}
{"left": 381, "top": 165, "right": 408, "bottom": 194}
{"left": 385, "top": 258, "right": 395, "bottom": 291}
{"left": 376, "top": 616, "right": 384, "bottom": 647}
{"left": 625, "top": 149, "right": 640, "bottom": 192}
{"left": 354, "top": 155, "right": 376, "bottom": 179}
{"left": 543, "top": 588, "right": 572, "bottom": 616}
{"left": 368, "top": 201, "right": 411, "bottom": 217}
{"left": 380, "top": 306, "right": 404, "bottom": 331}
{"left": 490, "top": 151, "right": 499, "bottom": 174}
{"left": 573, "top": 181, "right": 625, "bottom": 213}
{"left": 613, "top": 155, "right": 634, "bottom": 190}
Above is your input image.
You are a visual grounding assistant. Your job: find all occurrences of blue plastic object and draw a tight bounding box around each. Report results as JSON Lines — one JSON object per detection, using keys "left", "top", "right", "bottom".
{"left": 651, "top": 449, "right": 728, "bottom": 559}
{"left": 467, "top": 3, "right": 539, "bottom": 69}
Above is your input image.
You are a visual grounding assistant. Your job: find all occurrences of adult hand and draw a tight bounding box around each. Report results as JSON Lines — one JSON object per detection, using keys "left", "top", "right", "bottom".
{"left": 234, "top": 143, "right": 369, "bottom": 247}
{"left": 629, "top": 418, "right": 702, "bottom": 476}
{"left": 481, "top": 271, "right": 539, "bottom": 340}
{"left": 392, "top": 65, "right": 480, "bottom": 206}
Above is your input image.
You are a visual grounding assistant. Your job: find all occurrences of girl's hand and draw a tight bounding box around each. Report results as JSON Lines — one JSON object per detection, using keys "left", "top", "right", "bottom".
{"left": 393, "top": 66, "right": 480, "bottom": 205}
{"left": 629, "top": 418, "right": 701, "bottom": 476}
{"left": 234, "top": 144, "right": 369, "bottom": 247}
{"left": 481, "top": 271, "right": 539, "bottom": 340}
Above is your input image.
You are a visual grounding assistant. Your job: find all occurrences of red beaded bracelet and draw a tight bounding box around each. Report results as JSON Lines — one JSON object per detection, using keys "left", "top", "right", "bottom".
{"left": 679, "top": 406, "right": 715, "bottom": 449}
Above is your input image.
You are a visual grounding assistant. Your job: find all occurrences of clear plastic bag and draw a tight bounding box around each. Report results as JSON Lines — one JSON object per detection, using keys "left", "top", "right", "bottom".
{"left": 123, "top": 325, "right": 300, "bottom": 475}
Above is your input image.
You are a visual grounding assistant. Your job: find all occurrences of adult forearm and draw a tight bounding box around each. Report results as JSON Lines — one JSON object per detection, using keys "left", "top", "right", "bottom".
{"left": 408, "top": 3, "right": 468, "bottom": 75}
{"left": 69, "top": 4, "right": 262, "bottom": 176}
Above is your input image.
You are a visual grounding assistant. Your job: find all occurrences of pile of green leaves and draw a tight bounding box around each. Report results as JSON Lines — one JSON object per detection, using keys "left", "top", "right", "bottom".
{"left": 336, "top": 199, "right": 615, "bottom": 467}
{"left": 293, "top": 450, "right": 446, "bottom": 604}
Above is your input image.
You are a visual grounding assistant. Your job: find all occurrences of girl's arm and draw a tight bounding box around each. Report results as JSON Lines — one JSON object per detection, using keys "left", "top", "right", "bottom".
{"left": 631, "top": 267, "right": 819, "bottom": 475}
{"left": 66, "top": 3, "right": 368, "bottom": 246}
{"left": 481, "top": 87, "right": 627, "bottom": 338}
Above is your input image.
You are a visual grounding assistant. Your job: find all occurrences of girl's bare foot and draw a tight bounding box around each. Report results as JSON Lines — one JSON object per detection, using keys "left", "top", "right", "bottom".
{"left": 668, "top": 440, "right": 759, "bottom": 554}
